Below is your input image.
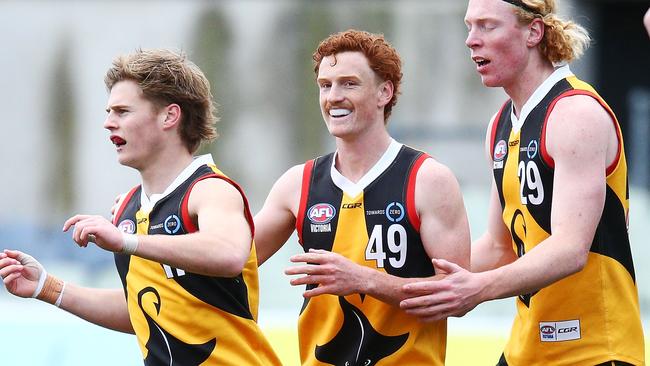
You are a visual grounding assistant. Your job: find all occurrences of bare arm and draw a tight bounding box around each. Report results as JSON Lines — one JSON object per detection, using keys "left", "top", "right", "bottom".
{"left": 471, "top": 181, "right": 517, "bottom": 272}
{"left": 479, "top": 95, "right": 615, "bottom": 298}
{"left": 135, "top": 178, "right": 254, "bottom": 277}
{"left": 286, "top": 159, "right": 471, "bottom": 307}
{"left": 0, "top": 250, "right": 133, "bottom": 333}
{"left": 254, "top": 164, "right": 303, "bottom": 265}
{"left": 59, "top": 285, "right": 132, "bottom": 333}
{"left": 64, "top": 178, "right": 255, "bottom": 278}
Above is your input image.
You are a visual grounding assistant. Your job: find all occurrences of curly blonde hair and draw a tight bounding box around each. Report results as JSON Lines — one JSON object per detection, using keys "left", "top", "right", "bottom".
{"left": 104, "top": 49, "right": 218, "bottom": 153}
{"left": 511, "top": 0, "right": 591, "bottom": 64}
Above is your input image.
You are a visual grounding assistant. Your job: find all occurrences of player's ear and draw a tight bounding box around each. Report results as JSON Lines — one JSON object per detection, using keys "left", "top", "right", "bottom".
{"left": 377, "top": 80, "right": 394, "bottom": 108}
{"left": 527, "top": 17, "right": 545, "bottom": 47}
{"left": 161, "top": 104, "right": 181, "bottom": 130}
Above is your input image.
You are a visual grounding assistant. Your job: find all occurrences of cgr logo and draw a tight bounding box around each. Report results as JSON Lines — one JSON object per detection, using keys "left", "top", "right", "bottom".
{"left": 342, "top": 203, "right": 362, "bottom": 209}
{"left": 539, "top": 320, "right": 581, "bottom": 342}
{"left": 558, "top": 327, "right": 578, "bottom": 334}
{"left": 308, "top": 203, "right": 336, "bottom": 224}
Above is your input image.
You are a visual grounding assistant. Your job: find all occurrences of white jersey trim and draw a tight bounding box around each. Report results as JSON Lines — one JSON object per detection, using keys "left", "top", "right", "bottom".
{"left": 511, "top": 65, "right": 574, "bottom": 133}
{"left": 140, "top": 154, "right": 215, "bottom": 212}
{"left": 330, "top": 139, "right": 402, "bottom": 198}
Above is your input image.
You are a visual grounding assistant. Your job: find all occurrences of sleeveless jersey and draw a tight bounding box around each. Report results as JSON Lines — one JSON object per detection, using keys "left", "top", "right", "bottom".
{"left": 112, "top": 163, "right": 280, "bottom": 366}
{"left": 490, "top": 75, "right": 645, "bottom": 365}
{"left": 295, "top": 143, "right": 446, "bottom": 366}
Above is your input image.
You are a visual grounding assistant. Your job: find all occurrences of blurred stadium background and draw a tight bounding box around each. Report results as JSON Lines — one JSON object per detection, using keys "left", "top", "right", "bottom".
{"left": 0, "top": 1, "right": 648, "bottom": 365}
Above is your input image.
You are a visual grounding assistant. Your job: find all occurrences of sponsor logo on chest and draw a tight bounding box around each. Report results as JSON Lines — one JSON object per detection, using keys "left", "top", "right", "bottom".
{"left": 519, "top": 139, "right": 539, "bottom": 159}
{"left": 308, "top": 203, "right": 336, "bottom": 233}
{"left": 493, "top": 139, "right": 507, "bottom": 169}
{"left": 149, "top": 214, "right": 182, "bottom": 234}
{"left": 118, "top": 219, "right": 136, "bottom": 234}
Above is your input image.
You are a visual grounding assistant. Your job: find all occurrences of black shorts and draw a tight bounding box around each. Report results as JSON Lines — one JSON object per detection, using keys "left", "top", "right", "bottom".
{"left": 496, "top": 353, "right": 635, "bottom": 366}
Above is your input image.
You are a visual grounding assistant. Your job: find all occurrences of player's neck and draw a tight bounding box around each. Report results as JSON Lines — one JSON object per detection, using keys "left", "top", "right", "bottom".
{"left": 334, "top": 128, "right": 392, "bottom": 183}
{"left": 138, "top": 146, "right": 193, "bottom": 197}
{"left": 505, "top": 57, "right": 555, "bottom": 118}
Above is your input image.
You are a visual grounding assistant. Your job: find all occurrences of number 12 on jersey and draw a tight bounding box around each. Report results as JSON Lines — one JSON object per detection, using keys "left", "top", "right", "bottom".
{"left": 365, "top": 224, "right": 407, "bottom": 269}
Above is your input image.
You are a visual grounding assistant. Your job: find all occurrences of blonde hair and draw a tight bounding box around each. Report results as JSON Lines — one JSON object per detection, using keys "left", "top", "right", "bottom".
{"left": 513, "top": 0, "right": 591, "bottom": 64}
{"left": 105, "top": 49, "right": 218, "bottom": 153}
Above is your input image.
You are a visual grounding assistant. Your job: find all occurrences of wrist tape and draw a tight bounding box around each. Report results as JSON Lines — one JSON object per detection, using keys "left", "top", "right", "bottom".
{"left": 36, "top": 274, "right": 64, "bottom": 307}
{"left": 121, "top": 233, "right": 139, "bottom": 255}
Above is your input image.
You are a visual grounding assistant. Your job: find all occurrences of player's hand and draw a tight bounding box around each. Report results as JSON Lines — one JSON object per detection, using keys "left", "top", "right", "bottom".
{"left": 0, "top": 250, "right": 44, "bottom": 298}
{"left": 62, "top": 215, "right": 124, "bottom": 253}
{"left": 399, "top": 258, "right": 484, "bottom": 322}
{"left": 285, "top": 249, "right": 369, "bottom": 298}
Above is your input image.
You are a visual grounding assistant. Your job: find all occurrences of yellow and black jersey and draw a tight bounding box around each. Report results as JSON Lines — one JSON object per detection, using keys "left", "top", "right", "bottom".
{"left": 490, "top": 71, "right": 645, "bottom": 365}
{"left": 113, "top": 162, "right": 280, "bottom": 366}
{"left": 295, "top": 140, "right": 446, "bottom": 366}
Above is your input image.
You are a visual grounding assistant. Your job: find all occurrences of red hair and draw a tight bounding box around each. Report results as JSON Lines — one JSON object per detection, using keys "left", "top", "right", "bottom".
{"left": 313, "top": 29, "right": 402, "bottom": 123}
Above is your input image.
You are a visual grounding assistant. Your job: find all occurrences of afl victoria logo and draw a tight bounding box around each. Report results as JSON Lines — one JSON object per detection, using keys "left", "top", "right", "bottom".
{"left": 118, "top": 219, "right": 136, "bottom": 234}
{"left": 494, "top": 140, "right": 507, "bottom": 161}
{"left": 308, "top": 203, "right": 336, "bottom": 224}
{"left": 540, "top": 325, "right": 555, "bottom": 334}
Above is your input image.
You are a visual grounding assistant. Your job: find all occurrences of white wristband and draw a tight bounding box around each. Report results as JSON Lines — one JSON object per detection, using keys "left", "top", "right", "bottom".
{"left": 31, "top": 268, "right": 48, "bottom": 298}
{"left": 121, "top": 233, "right": 139, "bottom": 255}
{"left": 55, "top": 281, "right": 66, "bottom": 307}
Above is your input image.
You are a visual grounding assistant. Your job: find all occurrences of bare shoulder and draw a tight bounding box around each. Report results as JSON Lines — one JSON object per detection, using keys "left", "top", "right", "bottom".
{"left": 546, "top": 94, "right": 615, "bottom": 157}
{"left": 416, "top": 158, "right": 461, "bottom": 193}
{"left": 262, "top": 163, "right": 306, "bottom": 215}
{"left": 415, "top": 157, "right": 464, "bottom": 211}
{"left": 190, "top": 177, "right": 245, "bottom": 209}
{"left": 274, "top": 163, "right": 305, "bottom": 190}
{"left": 551, "top": 94, "right": 611, "bottom": 124}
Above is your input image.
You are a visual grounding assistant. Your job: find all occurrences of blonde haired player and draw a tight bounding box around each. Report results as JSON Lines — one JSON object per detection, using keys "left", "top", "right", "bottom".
{"left": 400, "top": 1, "right": 645, "bottom": 365}
{"left": 0, "top": 49, "right": 280, "bottom": 366}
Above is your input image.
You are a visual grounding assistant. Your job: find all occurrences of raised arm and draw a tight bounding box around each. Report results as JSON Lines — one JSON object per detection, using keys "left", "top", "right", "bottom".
{"left": 254, "top": 164, "right": 303, "bottom": 265}
{"left": 63, "top": 177, "right": 255, "bottom": 278}
{"left": 0, "top": 250, "right": 133, "bottom": 333}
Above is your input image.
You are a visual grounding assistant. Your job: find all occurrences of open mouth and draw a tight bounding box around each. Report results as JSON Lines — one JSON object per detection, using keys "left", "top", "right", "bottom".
{"left": 473, "top": 57, "right": 490, "bottom": 68}
{"left": 110, "top": 135, "right": 126, "bottom": 147}
{"left": 329, "top": 108, "right": 352, "bottom": 118}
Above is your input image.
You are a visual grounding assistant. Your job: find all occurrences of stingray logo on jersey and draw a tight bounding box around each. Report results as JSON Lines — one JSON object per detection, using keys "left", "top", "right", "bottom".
{"left": 308, "top": 203, "right": 336, "bottom": 233}
{"left": 385, "top": 202, "right": 405, "bottom": 223}
{"left": 539, "top": 320, "right": 581, "bottom": 342}
{"left": 118, "top": 219, "right": 136, "bottom": 234}
{"left": 164, "top": 215, "right": 181, "bottom": 234}
{"left": 520, "top": 139, "right": 539, "bottom": 159}
{"left": 493, "top": 139, "right": 507, "bottom": 169}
